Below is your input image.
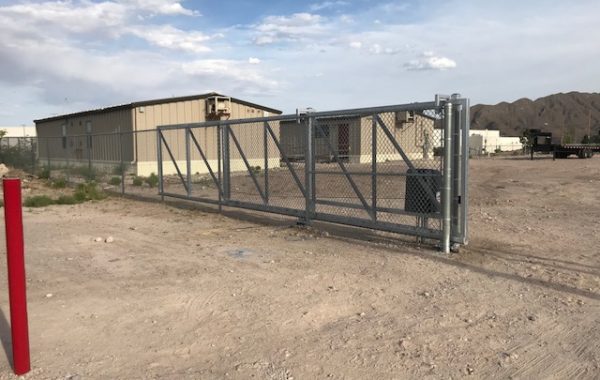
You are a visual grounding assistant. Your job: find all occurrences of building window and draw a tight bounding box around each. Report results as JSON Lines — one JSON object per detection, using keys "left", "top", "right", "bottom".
{"left": 61, "top": 124, "right": 67, "bottom": 149}
{"left": 315, "top": 125, "right": 330, "bottom": 138}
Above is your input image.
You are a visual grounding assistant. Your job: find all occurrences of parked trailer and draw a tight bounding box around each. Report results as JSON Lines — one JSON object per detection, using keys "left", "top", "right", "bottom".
{"left": 528, "top": 129, "right": 600, "bottom": 159}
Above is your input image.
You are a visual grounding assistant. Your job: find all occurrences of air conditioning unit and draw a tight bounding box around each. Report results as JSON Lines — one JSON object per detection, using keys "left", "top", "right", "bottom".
{"left": 206, "top": 96, "right": 231, "bottom": 119}
{"left": 396, "top": 110, "right": 415, "bottom": 124}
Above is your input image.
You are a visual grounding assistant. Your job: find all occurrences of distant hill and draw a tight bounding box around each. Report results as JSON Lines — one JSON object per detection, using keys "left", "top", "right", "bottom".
{"left": 470, "top": 92, "right": 600, "bottom": 143}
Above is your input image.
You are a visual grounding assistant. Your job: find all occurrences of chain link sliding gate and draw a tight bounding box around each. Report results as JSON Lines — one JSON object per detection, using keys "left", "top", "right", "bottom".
{"left": 157, "top": 94, "right": 469, "bottom": 252}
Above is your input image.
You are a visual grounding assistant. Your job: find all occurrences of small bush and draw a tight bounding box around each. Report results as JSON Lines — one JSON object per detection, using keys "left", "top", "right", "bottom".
{"left": 132, "top": 177, "right": 143, "bottom": 186}
{"left": 73, "top": 166, "right": 97, "bottom": 181}
{"left": 74, "top": 182, "right": 106, "bottom": 202}
{"left": 56, "top": 195, "right": 80, "bottom": 205}
{"left": 51, "top": 178, "right": 67, "bottom": 189}
{"left": 145, "top": 173, "right": 159, "bottom": 188}
{"left": 250, "top": 166, "right": 262, "bottom": 175}
{"left": 112, "top": 163, "right": 128, "bottom": 175}
{"left": 109, "top": 176, "right": 122, "bottom": 186}
{"left": 38, "top": 167, "right": 51, "bottom": 180}
{"left": 0, "top": 199, "right": 4, "bottom": 208}
{"left": 24, "top": 195, "right": 55, "bottom": 208}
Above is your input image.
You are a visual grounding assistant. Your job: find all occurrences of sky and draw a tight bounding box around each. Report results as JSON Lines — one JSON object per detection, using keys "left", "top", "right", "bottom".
{"left": 1, "top": 0, "right": 599, "bottom": 125}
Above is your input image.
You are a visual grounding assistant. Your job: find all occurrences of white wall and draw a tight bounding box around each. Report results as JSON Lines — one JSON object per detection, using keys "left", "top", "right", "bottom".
{"left": 469, "top": 129, "right": 522, "bottom": 154}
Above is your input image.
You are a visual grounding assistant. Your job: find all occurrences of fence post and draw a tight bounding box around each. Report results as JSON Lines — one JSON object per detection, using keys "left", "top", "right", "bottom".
{"left": 442, "top": 101, "right": 453, "bottom": 253}
{"left": 371, "top": 114, "right": 377, "bottom": 221}
{"left": 2, "top": 179, "right": 31, "bottom": 375}
{"left": 64, "top": 136, "right": 70, "bottom": 183}
{"left": 451, "top": 97, "right": 463, "bottom": 242}
{"left": 222, "top": 123, "right": 231, "bottom": 201}
{"left": 263, "top": 122, "right": 269, "bottom": 204}
{"left": 157, "top": 129, "right": 164, "bottom": 201}
{"left": 304, "top": 113, "right": 315, "bottom": 223}
{"left": 119, "top": 130, "right": 125, "bottom": 195}
{"left": 217, "top": 125, "right": 222, "bottom": 211}
{"left": 45, "top": 138, "right": 51, "bottom": 172}
{"left": 185, "top": 128, "right": 192, "bottom": 197}
{"left": 87, "top": 134, "right": 92, "bottom": 174}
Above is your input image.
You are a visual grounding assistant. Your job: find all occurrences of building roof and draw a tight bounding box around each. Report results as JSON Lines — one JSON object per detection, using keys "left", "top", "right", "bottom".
{"left": 34, "top": 92, "right": 282, "bottom": 123}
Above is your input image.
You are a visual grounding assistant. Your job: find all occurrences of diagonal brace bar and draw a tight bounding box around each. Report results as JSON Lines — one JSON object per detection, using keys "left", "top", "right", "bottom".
{"left": 375, "top": 115, "right": 440, "bottom": 210}
{"left": 264, "top": 122, "right": 307, "bottom": 198}
{"left": 314, "top": 121, "right": 374, "bottom": 220}
{"left": 227, "top": 127, "right": 267, "bottom": 203}
{"left": 158, "top": 130, "right": 189, "bottom": 194}
{"left": 189, "top": 130, "right": 223, "bottom": 196}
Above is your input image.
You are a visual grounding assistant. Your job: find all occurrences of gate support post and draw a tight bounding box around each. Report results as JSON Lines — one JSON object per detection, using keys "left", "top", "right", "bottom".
{"left": 442, "top": 101, "right": 453, "bottom": 253}
{"left": 185, "top": 128, "right": 192, "bottom": 197}
{"left": 157, "top": 129, "right": 164, "bottom": 201}
{"left": 222, "top": 123, "right": 231, "bottom": 201}
{"left": 303, "top": 113, "right": 315, "bottom": 224}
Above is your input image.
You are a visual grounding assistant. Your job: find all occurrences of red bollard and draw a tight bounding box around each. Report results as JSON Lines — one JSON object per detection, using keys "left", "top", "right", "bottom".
{"left": 2, "top": 179, "right": 30, "bottom": 375}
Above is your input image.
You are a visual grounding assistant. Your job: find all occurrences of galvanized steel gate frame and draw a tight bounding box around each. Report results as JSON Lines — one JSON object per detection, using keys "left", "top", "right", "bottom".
{"left": 157, "top": 94, "right": 469, "bottom": 252}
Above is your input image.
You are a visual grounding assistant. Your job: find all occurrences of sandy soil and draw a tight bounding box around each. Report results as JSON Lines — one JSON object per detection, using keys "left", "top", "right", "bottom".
{"left": 0, "top": 155, "right": 599, "bottom": 379}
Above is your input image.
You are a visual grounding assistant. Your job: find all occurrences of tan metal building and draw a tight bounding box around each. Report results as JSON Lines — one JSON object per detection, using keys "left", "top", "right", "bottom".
{"left": 280, "top": 111, "right": 436, "bottom": 163}
{"left": 34, "top": 93, "right": 282, "bottom": 176}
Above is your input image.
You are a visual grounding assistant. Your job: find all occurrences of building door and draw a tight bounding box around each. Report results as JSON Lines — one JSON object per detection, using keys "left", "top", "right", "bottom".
{"left": 338, "top": 123, "right": 349, "bottom": 159}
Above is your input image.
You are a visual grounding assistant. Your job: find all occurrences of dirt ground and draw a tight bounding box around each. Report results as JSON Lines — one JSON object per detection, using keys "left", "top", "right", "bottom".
{"left": 0, "top": 154, "right": 599, "bottom": 379}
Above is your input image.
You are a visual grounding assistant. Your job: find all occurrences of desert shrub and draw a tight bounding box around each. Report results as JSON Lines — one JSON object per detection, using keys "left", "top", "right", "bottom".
{"left": 74, "top": 182, "right": 106, "bottom": 202}
{"left": 109, "top": 176, "right": 122, "bottom": 186}
{"left": 112, "top": 163, "right": 128, "bottom": 175}
{"left": 132, "top": 177, "right": 143, "bottom": 186}
{"left": 72, "top": 166, "right": 97, "bottom": 181}
{"left": 494, "top": 148, "right": 502, "bottom": 154}
{"left": 38, "top": 166, "right": 51, "bottom": 179}
{"left": 250, "top": 166, "right": 262, "bottom": 175}
{"left": 0, "top": 199, "right": 4, "bottom": 208}
{"left": 145, "top": 173, "right": 159, "bottom": 188}
{"left": 24, "top": 195, "right": 54, "bottom": 207}
{"left": 55, "top": 195, "right": 80, "bottom": 205}
{"left": 51, "top": 178, "right": 67, "bottom": 188}
{"left": 433, "top": 147, "right": 444, "bottom": 157}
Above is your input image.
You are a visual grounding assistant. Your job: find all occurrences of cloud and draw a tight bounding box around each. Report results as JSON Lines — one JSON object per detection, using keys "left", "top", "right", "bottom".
{"left": 349, "top": 41, "right": 362, "bottom": 49}
{"left": 309, "top": 1, "right": 349, "bottom": 11}
{"left": 252, "top": 13, "right": 327, "bottom": 45}
{"left": 248, "top": 57, "right": 261, "bottom": 64}
{"left": 404, "top": 52, "right": 457, "bottom": 71}
{"left": 128, "top": 25, "right": 212, "bottom": 53}
{"left": 0, "top": 1, "right": 206, "bottom": 52}
{"left": 181, "top": 59, "right": 279, "bottom": 94}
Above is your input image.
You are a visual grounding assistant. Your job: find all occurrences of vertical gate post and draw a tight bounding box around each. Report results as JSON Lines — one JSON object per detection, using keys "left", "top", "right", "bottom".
{"left": 263, "top": 122, "right": 269, "bottom": 204}
{"left": 371, "top": 114, "right": 377, "bottom": 221}
{"left": 304, "top": 113, "right": 315, "bottom": 223}
{"left": 65, "top": 136, "right": 70, "bottom": 183}
{"left": 157, "top": 129, "right": 164, "bottom": 201}
{"left": 442, "top": 101, "right": 453, "bottom": 253}
{"left": 217, "top": 125, "right": 222, "bottom": 211}
{"left": 222, "top": 123, "right": 231, "bottom": 200}
{"left": 185, "top": 128, "right": 192, "bottom": 197}
{"left": 451, "top": 98, "right": 463, "bottom": 241}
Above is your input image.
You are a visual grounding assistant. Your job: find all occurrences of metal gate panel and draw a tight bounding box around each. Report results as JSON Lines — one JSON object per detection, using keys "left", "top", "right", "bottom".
{"left": 156, "top": 95, "right": 469, "bottom": 251}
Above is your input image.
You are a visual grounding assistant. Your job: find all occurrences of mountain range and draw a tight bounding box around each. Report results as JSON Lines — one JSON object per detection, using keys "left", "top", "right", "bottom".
{"left": 470, "top": 92, "right": 600, "bottom": 143}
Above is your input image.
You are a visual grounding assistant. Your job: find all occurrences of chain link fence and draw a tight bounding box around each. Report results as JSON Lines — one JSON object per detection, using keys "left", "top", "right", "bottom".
{"left": 0, "top": 96, "right": 469, "bottom": 250}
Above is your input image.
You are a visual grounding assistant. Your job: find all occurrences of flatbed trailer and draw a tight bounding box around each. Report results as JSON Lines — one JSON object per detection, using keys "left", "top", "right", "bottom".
{"left": 528, "top": 129, "right": 599, "bottom": 159}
